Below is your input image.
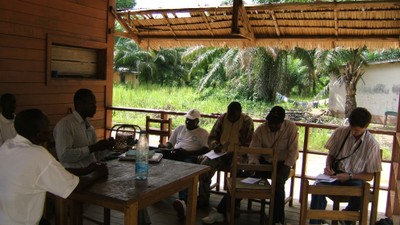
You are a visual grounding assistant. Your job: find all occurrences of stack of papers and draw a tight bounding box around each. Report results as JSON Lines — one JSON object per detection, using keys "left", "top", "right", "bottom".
{"left": 204, "top": 150, "right": 227, "bottom": 160}
{"left": 316, "top": 174, "right": 337, "bottom": 183}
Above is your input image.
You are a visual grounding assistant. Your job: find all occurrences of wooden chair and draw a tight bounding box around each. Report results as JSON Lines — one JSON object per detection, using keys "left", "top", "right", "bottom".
{"left": 300, "top": 179, "right": 370, "bottom": 225}
{"left": 329, "top": 150, "right": 382, "bottom": 225}
{"left": 246, "top": 162, "right": 297, "bottom": 210}
{"left": 145, "top": 116, "right": 172, "bottom": 146}
{"left": 226, "top": 145, "right": 278, "bottom": 225}
{"left": 328, "top": 170, "right": 381, "bottom": 225}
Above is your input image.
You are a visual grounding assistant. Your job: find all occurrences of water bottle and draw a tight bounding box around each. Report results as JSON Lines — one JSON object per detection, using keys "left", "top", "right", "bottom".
{"left": 135, "top": 130, "right": 149, "bottom": 180}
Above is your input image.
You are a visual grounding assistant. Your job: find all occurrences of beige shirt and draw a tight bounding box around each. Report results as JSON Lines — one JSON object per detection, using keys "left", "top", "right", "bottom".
{"left": 249, "top": 120, "right": 299, "bottom": 167}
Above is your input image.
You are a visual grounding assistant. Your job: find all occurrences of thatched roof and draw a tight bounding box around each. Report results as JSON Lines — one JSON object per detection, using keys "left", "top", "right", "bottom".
{"left": 114, "top": 0, "right": 400, "bottom": 50}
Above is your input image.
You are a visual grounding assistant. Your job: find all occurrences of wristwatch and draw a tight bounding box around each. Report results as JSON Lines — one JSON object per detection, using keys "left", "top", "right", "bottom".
{"left": 348, "top": 173, "right": 353, "bottom": 180}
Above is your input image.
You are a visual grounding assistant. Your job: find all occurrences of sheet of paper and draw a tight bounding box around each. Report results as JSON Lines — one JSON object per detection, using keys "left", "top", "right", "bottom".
{"left": 316, "top": 173, "right": 337, "bottom": 183}
{"left": 240, "top": 177, "right": 261, "bottom": 184}
{"left": 203, "top": 150, "right": 227, "bottom": 160}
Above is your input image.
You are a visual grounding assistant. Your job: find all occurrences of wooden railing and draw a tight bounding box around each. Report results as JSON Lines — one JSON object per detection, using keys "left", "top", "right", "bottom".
{"left": 105, "top": 106, "right": 398, "bottom": 217}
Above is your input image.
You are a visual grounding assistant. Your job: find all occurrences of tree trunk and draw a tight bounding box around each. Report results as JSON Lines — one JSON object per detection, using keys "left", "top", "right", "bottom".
{"left": 344, "top": 81, "right": 357, "bottom": 117}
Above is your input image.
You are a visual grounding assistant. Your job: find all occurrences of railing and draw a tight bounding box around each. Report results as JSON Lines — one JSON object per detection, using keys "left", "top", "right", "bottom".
{"left": 105, "top": 105, "right": 398, "bottom": 216}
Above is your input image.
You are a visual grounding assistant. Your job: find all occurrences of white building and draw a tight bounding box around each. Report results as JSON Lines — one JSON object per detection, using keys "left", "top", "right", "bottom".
{"left": 329, "top": 61, "right": 400, "bottom": 125}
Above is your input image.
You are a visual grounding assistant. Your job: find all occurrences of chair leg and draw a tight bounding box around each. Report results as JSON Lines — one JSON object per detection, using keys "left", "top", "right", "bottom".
{"left": 332, "top": 201, "right": 340, "bottom": 225}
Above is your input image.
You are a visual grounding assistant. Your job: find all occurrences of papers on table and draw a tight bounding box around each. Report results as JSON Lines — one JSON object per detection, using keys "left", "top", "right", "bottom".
{"left": 204, "top": 150, "right": 227, "bottom": 160}
{"left": 316, "top": 173, "right": 337, "bottom": 183}
{"left": 240, "top": 177, "right": 261, "bottom": 184}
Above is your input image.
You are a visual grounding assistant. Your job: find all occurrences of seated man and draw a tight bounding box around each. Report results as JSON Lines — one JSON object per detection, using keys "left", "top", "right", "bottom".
{"left": 0, "top": 93, "right": 17, "bottom": 145}
{"left": 310, "top": 107, "right": 382, "bottom": 225}
{"left": 53, "top": 88, "right": 115, "bottom": 168}
{"left": 198, "top": 101, "right": 254, "bottom": 208}
{"left": 0, "top": 109, "right": 108, "bottom": 225}
{"left": 158, "top": 109, "right": 209, "bottom": 220}
{"left": 202, "top": 106, "right": 298, "bottom": 224}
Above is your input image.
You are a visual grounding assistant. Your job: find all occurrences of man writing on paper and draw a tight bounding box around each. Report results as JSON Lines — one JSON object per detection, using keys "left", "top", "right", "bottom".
{"left": 309, "top": 107, "right": 382, "bottom": 225}
{"left": 198, "top": 102, "right": 254, "bottom": 209}
{"left": 202, "top": 106, "right": 298, "bottom": 224}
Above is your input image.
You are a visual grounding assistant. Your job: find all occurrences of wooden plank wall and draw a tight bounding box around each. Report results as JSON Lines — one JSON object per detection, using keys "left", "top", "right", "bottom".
{"left": 0, "top": 0, "right": 115, "bottom": 139}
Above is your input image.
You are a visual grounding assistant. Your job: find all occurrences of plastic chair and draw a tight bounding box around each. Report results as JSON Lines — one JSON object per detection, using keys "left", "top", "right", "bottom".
{"left": 226, "top": 145, "right": 278, "bottom": 225}
{"left": 300, "top": 179, "right": 370, "bottom": 225}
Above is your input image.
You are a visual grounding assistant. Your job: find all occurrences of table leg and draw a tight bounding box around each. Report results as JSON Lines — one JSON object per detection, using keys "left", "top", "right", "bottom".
{"left": 124, "top": 202, "right": 139, "bottom": 225}
{"left": 186, "top": 175, "right": 199, "bottom": 225}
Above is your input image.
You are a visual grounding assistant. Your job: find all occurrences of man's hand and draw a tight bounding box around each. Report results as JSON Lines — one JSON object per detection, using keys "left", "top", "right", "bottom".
{"left": 89, "top": 138, "right": 114, "bottom": 153}
{"left": 334, "top": 172, "right": 350, "bottom": 182}
{"left": 324, "top": 166, "right": 335, "bottom": 176}
{"left": 93, "top": 162, "right": 108, "bottom": 178}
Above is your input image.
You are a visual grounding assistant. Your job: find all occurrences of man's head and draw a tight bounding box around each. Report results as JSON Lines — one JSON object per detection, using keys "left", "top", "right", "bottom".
{"left": 0, "top": 93, "right": 16, "bottom": 119}
{"left": 14, "top": 109, "right": 50, "bottom": 145}
{"left": 266, "top": 106, "right": 285, "bottom": 132}
{"left": 227, "top": 101, "right": 242, "bottom": 123}
{"left": 185, "top": 109, "right": 201, "bottom": 130}
{"left": 348, "top": 107, "right": 371, "bottom": 138}
{"left": 74, "top": 89, "right": 97, "bottom": 119}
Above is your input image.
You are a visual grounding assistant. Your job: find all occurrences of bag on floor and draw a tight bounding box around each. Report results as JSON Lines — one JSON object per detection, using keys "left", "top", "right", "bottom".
{"left": 375, "top": 218, "right": 393, "bottom": 225}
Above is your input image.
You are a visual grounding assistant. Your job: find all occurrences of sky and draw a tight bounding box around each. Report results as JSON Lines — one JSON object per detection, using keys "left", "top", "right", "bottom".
{"left": 135, "top": 0, "right": 223, "bottom": 9}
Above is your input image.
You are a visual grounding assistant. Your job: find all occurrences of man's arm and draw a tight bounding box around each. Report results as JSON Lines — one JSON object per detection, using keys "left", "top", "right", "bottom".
{"left": 284, "top": 123, "right": 299, "bottom": 167}
{"left": 180, "top": 146, "right": 209, "bottom": 156}
{"left": 72, "top": 163, "right": 108, "bottom": 191}
{"left": 208, "top": 115, "right": 224, "bottom": 150}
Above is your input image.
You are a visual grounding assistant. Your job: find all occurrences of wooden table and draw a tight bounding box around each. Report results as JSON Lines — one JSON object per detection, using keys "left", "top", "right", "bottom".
{"left": 57, "top": 159, "right": 209, "bottom": 225}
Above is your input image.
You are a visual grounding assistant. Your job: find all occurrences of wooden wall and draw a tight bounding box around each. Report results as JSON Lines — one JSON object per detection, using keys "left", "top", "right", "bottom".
{"left": 0, "top": 0, "right": 115, "bottom": 139}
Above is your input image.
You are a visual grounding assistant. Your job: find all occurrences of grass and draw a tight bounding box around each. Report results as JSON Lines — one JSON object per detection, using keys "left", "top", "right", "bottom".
{"left": 112, "top": 83, "right": 393, "bottom": 160}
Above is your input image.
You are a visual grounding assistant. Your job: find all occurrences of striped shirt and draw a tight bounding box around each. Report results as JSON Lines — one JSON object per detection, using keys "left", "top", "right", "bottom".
{"left": 325, "top": 126, "right": 382, "bottom": 174}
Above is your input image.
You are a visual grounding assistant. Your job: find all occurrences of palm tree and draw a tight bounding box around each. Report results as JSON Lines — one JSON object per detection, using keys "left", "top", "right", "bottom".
{"left": 325, "top": 46, "right": 369, "bottom": 117}
{"left": 292, "top": 48, "right": 329, "bottom": 96}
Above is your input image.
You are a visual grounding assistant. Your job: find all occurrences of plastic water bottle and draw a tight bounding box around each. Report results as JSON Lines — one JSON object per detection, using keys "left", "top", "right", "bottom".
{"left": 135, "top": 131, "right": 149, "bottom": 180}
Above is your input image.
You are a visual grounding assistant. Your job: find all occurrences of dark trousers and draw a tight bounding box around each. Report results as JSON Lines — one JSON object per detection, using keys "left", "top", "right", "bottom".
{"left": 309, "top": 179, "right": 365, "bottom": 224}
{"left": 217, "top": 161, "right": 291, "bottom": 224}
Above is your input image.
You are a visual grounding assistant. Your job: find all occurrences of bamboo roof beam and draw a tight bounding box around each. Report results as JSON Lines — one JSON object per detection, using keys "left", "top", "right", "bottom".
{"left": 110, "top": 7, "right": 141, "bottom": 44}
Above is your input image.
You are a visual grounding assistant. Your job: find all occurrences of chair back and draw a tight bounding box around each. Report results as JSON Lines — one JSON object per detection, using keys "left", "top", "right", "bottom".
{"left": 300, "top": 179, "right": 370, "bottom": 225}
{"left": 328, "top": 149, "right": 382, "bottom": 225}
{"left": 145, "top": 116, "right": 172, "bottom": 145}
{"left": 226, "top": 145, "right": 278, "bottom": 225}
{"left": 110, "top": 124, "right": 141, "bottom": 152}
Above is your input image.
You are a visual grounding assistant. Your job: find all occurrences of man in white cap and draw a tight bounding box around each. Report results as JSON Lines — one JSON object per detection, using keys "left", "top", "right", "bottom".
{"left": 159, "top": 109, "right": 209, "bottom": 221}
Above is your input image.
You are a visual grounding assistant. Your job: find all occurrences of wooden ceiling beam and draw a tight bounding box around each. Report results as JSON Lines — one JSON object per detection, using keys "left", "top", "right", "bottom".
{"left": 269, "top": 10, "right": 281, "bottom": 37}
{"left": 231, "top": 0, "right": 241, "bottom": 34}
{"left": 162, "top": 12, "right": 177, "bottom": 37}
{"left": 110, "top": 6, "right": 141, "bottom": 44}
{"left": 239, "top": 4, "right": 255, "bottom": 42}
{"left": 202, "top": 12, "right": 215, "bottom": 37}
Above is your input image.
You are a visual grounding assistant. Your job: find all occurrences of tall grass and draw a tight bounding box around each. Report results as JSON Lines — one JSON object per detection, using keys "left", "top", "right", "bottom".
{"left": 111, "top": 83, "right": 392, "bottom": 160}
{"left": 112, "top": 83, "right": 274, "bottom": 130}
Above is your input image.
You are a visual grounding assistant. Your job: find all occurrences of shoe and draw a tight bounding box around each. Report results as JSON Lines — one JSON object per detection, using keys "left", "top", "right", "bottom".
{"left": 202, "top": 207, "right": 224, "bottom": 224}
{"left": 173, "top": 199, "right": 186, "bottom": 221}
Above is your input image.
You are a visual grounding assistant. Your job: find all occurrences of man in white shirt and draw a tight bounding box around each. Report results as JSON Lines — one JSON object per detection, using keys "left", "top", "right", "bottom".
{"left": 0, "top": 93, "right": 17, "bottom": 145}
{"left": 53, "top": 88, "right": 115, "bottom": 169}
{"left": 0, "top": 109, "right": 107, "bottom": 225}
{"left": 159, "top": 109, "right": 209, "bottom": 220}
